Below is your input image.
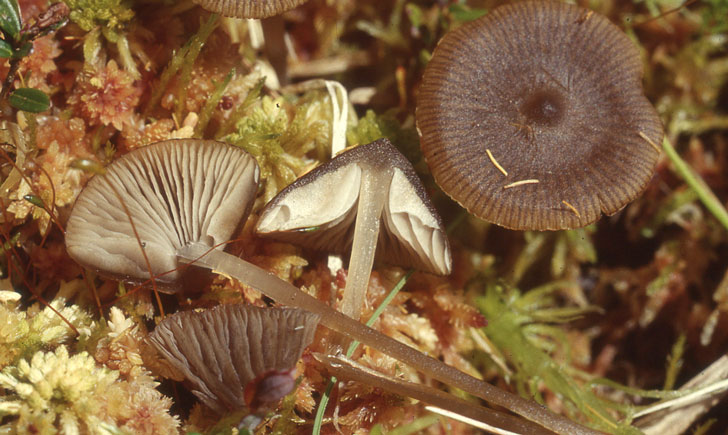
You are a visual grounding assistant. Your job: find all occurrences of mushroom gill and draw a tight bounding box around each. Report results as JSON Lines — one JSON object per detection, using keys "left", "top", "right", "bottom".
{"left": 193, "top": 0, "right": 308, "bottom": 19}
{"left": 149, "top": 304, "right": 319, "bottom": 414}
{"left": 65, "top": 139, "right": 259, "bottom": 290}
{"left": 416, "top": 1, "right": 664, "bottom": 231}
{"left": 255, "top": 138, "right": 451, "bottom": 322}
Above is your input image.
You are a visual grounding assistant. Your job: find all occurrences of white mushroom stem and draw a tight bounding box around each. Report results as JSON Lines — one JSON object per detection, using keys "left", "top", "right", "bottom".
{"left": 178, "top": 242, "right": 598, "bottom": 435}
{"left": 339, "top": 166, "right": 392, "bottom": 321}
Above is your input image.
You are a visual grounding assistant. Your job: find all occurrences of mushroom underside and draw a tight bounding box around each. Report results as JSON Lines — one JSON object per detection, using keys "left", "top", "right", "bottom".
{"left": 149, "top": 304, "right": 319, "bottom": 414}
{"left": 192, "top": 0, "right": 308, "bottom": 18}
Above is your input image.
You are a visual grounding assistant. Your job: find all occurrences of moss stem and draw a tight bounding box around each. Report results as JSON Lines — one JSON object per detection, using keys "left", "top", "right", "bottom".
{"left": 317, "top": 353, "right": 555, "bottom": 435}
{"left": 662, "top": 137, "right": 728, "bottom": 232}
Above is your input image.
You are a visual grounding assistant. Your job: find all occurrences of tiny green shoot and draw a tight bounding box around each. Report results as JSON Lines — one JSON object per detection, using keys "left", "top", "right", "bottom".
{"left": 312, "top": 270, "right": 414, "bottom": 434}
{"left": 661, "top": 136, "right": 728, "bottom": 232}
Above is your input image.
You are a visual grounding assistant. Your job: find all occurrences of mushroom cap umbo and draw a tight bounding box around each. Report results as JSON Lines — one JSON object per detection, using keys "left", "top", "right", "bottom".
{"left": 255, "top": 138, "right": 451, "bottom": 275}
{"left": 65, "top": 139, "right": 259, "bottom": 287}
{"left": 193, "top": 0, "right": 308, "bottom": 19}
{"left": 148, "top": 304, "right": 319, "bottom": 414}
{"left": 416, "top": 1, "right": 664, "bottom": 231}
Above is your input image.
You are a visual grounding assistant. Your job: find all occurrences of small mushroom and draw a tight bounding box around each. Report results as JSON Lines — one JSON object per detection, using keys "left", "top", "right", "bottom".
{"left": 149, "top": 304, "right": 319, "bottom": 414}
{"left": 194, "top": 0, "right": 308, "bottom": 19}
{"left": 416, "top": 1, "right": 664, "bottom": 231}
{"left": 65, "top": 139, "right": 259, "bottom": 291}
{"left": 64, "top": 139, "right": 597, "bottom": 434}
{"left": 255, "top": 138, "right": 451, "bottom": 321}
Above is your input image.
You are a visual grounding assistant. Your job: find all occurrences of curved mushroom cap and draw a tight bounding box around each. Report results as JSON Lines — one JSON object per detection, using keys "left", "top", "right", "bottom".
{"left": 256, "top": 138, "right": 451, "bottom": 275}
{"left": 416, "top": 1, "right": 664, "bottom": 231}
{"left": 65, "top": 139, "right": 259, "bottom": 286}
{"left": 148, "top": 304, "right": 319, "bottom": 414}
{"left": 193, "top": 0, "right": 308, "bottom": 19}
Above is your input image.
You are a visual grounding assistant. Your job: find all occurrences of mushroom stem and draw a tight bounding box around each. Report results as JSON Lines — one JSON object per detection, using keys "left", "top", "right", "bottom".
{"left": 340, "top": 166, "right": 393, "bottom": 320}
{"left": 315, "top": 353, "right": 555, "bottom": 435}
{"left": 261, "top": 15, "right": 288, "bottom": 85}
{"left": 178, "top": 242, "right": 598, "bottom": 435}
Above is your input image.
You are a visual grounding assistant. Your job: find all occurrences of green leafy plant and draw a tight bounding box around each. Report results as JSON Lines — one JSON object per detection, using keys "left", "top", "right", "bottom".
{"left": 476, "top": 284, "right": 640, "bottom": 434}
{"left": 0, "top": 1, "right": 69, "bottom": 112}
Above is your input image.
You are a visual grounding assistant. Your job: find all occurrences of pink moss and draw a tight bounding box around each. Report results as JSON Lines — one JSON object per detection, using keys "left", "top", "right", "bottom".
{"left": 68, "top": 60, "right": 143, "bottom": 130}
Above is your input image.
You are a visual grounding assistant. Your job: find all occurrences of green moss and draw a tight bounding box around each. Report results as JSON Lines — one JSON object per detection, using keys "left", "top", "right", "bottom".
{"left": 64, "top": 0, "right": 138, "bottom": 76}
{"left": 0, "top": 344, "right": 179, "bottom": 433}
{"left": 144, "top": 13, "right": 218, "bottom": 116}
{"left": 270, "top": 378, "right": 301, "bottom": 435}
{"left": 195, "top": 69, "right": 233, "bottom": 137}
{"left": 346, "top": 109, "right": 420, "bottom": 164}
{"left": 0, "top": 295, "right": 94, "bottom": 370}
{"left": 174, "top": 14, "right": 218, "bottom": 121}
{"left": 223, "top": 90, "right": 333, "bottom": 202}
{"left": 64, "top": 0, "right": 134, "bottom": 42}
{"left": 702, "top": 0, "right": 728, "bottom": 33}
{"left": 225, "top": 95, "right": 300, "bottom": 202}
{"left": 663, "top": 334, "right": 686, "bottom": 390}
{"left": 370, "top": 414, "right": 439, "bottom": 435}
{"left": 477, "top": 285, "right": 638, "bottom": 434}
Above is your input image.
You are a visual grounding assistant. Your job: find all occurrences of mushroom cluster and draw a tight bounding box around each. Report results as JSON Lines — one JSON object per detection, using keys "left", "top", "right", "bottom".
{"left": 417, "top": 1, "right": 664, "bottom": 230}
{"left": 65, "top": 138, "right": 595, "bottom": 433}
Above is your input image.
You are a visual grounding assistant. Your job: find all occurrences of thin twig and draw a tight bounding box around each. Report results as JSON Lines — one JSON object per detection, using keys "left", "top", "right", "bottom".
{"left": 503, "top": 179, "right": 540, "bottom": 189}
{"left": 486, "top": 149, "right": 508, "bottom": 176}
{"left": 561, "top": 200, "right": 581, "bottom": 218}
{"left": 639, "top": 131, "right": 662, "bottom": 153}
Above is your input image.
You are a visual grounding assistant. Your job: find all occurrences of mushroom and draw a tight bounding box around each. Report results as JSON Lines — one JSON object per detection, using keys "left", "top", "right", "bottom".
{"left": 193, "top": 0, "right": 308, "bottom": 19}
{"left": 255, "top": 138, "right": 451, "bottom": 321}
{"left": 65, "top": 139, "right": 597, "bottom": 434}
{"left": 416, "top": 1, "right": 664, "bottom": 231}
{"left": 148, "top": 304, "right": 319, "bottom": 414}
{"left": 191, "top": 0, "right": 302, "bottom": 85}
{"left": 65, "top": 139, "right": 259, "bottom": 292}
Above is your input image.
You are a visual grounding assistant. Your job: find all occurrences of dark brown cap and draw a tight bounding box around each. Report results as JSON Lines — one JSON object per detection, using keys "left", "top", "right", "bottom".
{"left": 416, "top": 1, "right": 664, "bottom": 231}
{"left": 193, "top": 0, "right": 308, "bottom": 19}
{"left": 148, "top": 304, "right": 319, "bottom": 414}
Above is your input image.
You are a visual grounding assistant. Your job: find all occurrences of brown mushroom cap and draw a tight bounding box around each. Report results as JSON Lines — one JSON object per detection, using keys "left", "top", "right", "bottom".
{"left": 255, "top": 138, "right": 451, "bottom": 275}
{"left": 193, "top": 0, "right": 308, "bottom": 19}
{"left": 65, "top": 139, "right": 259, "bottom": 287}
{"left": 416, "top": 1, "right": 664, "bottom": 231}
{"left": 148, "top": 304, "right": 319, "bottom": 414}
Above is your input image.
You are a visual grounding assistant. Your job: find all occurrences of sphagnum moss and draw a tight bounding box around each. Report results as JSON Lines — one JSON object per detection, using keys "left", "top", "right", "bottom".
{"left": 0, "top": 345, "right": 179, "bottom": 433}
{"left": 1, "top": 0, "right": 728, "bottom": 432}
